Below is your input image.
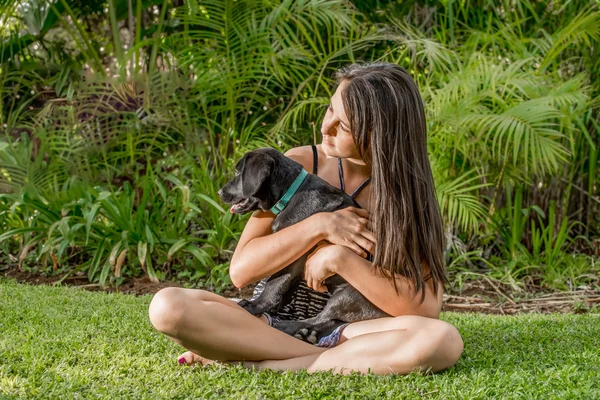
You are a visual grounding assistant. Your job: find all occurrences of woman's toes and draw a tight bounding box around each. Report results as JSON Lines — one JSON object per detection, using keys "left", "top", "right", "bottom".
{"left": 177, "top": 351, "right": 215, "bottom": 366}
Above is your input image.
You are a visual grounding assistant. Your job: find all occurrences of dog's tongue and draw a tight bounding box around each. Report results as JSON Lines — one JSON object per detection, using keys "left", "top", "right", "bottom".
{"left": 230, "top": 198, "right": 250, "bottom": 213}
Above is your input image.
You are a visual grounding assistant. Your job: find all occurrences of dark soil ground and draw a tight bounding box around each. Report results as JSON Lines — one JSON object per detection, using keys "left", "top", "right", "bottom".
{"left": 2, "top": 263, "right": 599, "bottom": 315}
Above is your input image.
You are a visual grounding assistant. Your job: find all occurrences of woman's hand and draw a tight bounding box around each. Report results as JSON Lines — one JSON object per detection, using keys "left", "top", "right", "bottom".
{"left": 304, "top": 242, "right": 344, "bottom": 293}
{"left": 318, "top": 207, "right": 376, "bottom": 259}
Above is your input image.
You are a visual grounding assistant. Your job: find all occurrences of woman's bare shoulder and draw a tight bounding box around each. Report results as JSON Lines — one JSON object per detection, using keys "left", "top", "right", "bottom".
{"left": 284, "top": 145, "right": 316, "bottom": 172}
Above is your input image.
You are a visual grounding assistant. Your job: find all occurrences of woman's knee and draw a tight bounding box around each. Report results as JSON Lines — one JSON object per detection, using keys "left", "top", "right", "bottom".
{"left": 148, "top": 287, "right": 184, "bottom": 334}
{"left": 423, "top": 320, "right": 464, "bottom": 372}
{"left": 148, "top": 287, "right": 199, "bottom": 336}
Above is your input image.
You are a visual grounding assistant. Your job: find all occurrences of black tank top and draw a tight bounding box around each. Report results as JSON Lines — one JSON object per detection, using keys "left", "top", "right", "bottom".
{"left": 249, "top": 145, "right": 371, "bottom": 321}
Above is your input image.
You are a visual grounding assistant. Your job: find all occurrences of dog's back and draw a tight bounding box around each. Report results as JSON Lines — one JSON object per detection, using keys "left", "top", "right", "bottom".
{"left": 271, "top": 169, "right": 360, "bottom": 233}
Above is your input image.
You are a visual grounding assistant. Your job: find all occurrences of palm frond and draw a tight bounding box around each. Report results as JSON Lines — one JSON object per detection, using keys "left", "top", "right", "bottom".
{"left": 466, "top": 99, "right": 570, "bottom": 175}
{"left": 539, "top": 7, "right": 600, "bottom": 72}
{"left": 435, "top": 169, "right": 491, "bottom": 233}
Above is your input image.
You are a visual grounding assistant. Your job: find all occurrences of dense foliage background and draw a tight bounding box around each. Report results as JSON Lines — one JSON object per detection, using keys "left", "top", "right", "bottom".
{"left": 0, "top": 0, "right": 598, "bottom": 293}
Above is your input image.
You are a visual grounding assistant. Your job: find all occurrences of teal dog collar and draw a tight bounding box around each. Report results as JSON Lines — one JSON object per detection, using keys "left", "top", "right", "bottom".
{"left": 270, "top": 169, "right": 308, "bottom": 215}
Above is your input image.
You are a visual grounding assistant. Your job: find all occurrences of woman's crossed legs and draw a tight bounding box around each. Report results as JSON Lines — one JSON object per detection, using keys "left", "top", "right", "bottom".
{"left": 148, "top": 287, "right": 463, "bottom": 375}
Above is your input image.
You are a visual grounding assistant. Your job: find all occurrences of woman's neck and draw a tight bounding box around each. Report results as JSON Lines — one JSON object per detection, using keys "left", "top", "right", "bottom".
{"left": 341, "top": 156, "right": 371, "bottom": 178}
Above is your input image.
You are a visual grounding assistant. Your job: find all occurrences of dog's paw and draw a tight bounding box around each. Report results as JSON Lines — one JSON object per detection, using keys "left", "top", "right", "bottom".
{"left": 307, "top": 330, "right": 318, "bottom": 344}
{"left": 293, "top": 328, "right": 319, "bottom": 344}
{"left": 237, "top": 299, "right": 263, "bottom": 316}
{"left": 237, "top": 299, "right": 250, "bottom": 308}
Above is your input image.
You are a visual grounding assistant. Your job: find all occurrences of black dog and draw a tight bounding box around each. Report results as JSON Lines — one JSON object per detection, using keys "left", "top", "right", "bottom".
{"left": 218, "top": 147, "right": 389, "bottom": 343}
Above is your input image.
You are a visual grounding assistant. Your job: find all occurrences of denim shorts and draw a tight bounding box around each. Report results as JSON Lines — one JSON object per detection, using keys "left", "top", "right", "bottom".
{"left": 261, "top": 313, "right": 349, "bottom": 348}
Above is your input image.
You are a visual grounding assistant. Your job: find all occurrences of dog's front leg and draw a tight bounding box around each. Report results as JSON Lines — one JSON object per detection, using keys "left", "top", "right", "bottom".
{"left": 238, "top": 256, "right": 306, "bottom": 316}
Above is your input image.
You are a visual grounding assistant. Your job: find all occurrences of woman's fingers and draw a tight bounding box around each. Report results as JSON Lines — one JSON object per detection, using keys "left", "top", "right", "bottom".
{"left": 305, "top": 270, "right": 313, "bottom": 290}
{"left": 353, "top": 208, "right": 369, "bottom": 218}
{"left": 361, "top": 229, "right": 377, "bottom": 244}
{"left": 307, "top": 275, "right": 321, "bottom": 292}
{"left": 354, "top": 219, "right": 376, "bottom": 244}
{"left": 345, "top": 206, "right": 369, "bottom": 218}
{"left": 356, "top": 236, "right": 376, "bottom": 254}
{"left": 348, "top": 242, "right": 366, "bottom": 258}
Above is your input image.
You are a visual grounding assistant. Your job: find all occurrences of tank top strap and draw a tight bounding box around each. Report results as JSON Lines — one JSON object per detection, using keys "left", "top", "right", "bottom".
{"left": 350, "top": 177, "right": 371, "bottom": 199}
{"left": 311, "top": 145, "right": 318, "bottom": 175}
{"left": 338, "top": 158, "right": 370, "bottom": 199}
{"left": 337, "top": 158, "right": 345, "bottom": 193}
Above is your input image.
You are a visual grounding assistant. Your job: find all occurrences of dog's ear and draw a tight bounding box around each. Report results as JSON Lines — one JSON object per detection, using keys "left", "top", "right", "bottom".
{"left": 240, "top": 152, "right": 274, "bottom": 198}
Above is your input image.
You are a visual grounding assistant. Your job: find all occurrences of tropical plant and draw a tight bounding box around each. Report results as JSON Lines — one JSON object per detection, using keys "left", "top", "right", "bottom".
{"left": 0, "top": 0, "right": 598, "bottom": 292}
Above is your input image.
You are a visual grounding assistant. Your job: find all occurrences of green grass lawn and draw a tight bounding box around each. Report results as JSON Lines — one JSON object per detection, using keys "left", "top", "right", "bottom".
{"left": 1, "top": 278, "right": 599, "bottom": 399}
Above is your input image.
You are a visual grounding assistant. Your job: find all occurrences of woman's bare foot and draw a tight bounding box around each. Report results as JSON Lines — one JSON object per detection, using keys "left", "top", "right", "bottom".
{"left": 177, "top": 351, "right": 262, "bottom": 370}
{"left": 177, "top": 351, "right": 216, "bottom": 366}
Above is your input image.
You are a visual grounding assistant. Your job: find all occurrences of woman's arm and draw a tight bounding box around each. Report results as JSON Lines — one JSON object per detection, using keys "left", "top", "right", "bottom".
{"left": 229, "top": 210, "right": 327, "bottom": 289}
{"left": 329, "top": 246, "right": 443, "bottom": 319}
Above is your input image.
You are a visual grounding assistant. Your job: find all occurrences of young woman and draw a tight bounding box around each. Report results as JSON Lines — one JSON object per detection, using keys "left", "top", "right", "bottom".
{"left": 148, "top": 62, "right": 464, "bottom": 375}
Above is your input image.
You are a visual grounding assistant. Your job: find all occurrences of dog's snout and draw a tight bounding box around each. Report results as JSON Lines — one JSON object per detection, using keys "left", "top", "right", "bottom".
{"left": 217, "top": 188, "right": 223, "bottom": 197}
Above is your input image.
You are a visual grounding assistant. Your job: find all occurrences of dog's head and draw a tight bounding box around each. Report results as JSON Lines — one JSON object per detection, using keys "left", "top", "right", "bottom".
{"left": 218, "top": 147, "right": 300, "bottom": 214}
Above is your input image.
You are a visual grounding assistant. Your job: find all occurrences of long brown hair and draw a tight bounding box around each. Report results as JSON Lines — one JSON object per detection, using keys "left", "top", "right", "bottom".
{"left": 334, "top": 62, "right": 448, "bottom": 303}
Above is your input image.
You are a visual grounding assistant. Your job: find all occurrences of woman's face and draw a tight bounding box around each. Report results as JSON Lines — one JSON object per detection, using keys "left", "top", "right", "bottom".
{"left": 320, "top": 81, "right": 361, "bottom": 159}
